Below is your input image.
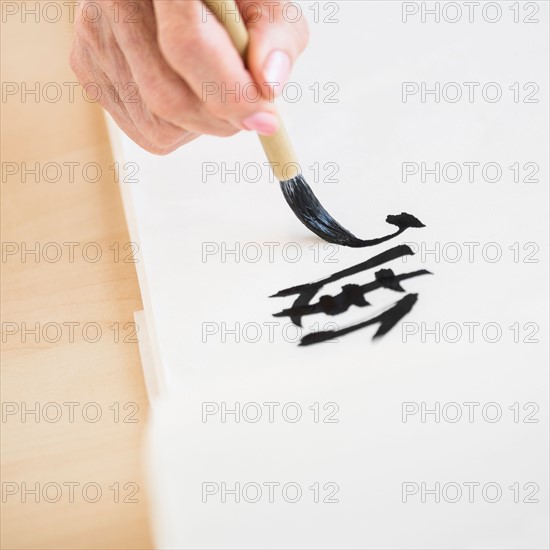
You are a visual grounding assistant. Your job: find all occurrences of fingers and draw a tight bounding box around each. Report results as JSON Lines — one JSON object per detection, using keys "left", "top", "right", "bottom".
{"left": 154, "top": 0, "right": 280, "bottom": 135}
{"left": 70, "top": 2, "right": 195, "bottom": 154}
{"left": 114, "top": 0, "right": 239, "bottom": 138}
{"left": 70, "top": 0, "right": 310, "bottom": 153}
{"left": 239, "top": 0, "right": 310, "bottom": 97}
{"left": 71, "top": 38, "right": 194, "bottom": 155}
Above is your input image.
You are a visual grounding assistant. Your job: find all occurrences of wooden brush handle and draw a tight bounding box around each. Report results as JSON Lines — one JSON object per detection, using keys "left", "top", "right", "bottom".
{"left": 202, "top": 0, "right": 300, "bottom": 181}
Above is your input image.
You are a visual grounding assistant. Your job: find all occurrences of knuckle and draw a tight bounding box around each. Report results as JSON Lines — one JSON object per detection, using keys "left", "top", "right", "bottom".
{"left": 139, "top": 118, "right": 185, "bottom": 152}
{"left": 148, "top": 132, "right": 196, "bottom": 155}
{"left": 139, "top": 82, "right": 180, "bottom": 122}
{"left": 144, "top": 142, "right": 180, "bottom": 155}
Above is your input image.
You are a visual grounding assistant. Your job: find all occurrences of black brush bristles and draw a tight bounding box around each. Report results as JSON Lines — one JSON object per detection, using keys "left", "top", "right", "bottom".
{"left": 279, "top": 174, "right": 425, "bottom": 248}
{"left": 279, "top": 174, "right": 366, "bottom": 246}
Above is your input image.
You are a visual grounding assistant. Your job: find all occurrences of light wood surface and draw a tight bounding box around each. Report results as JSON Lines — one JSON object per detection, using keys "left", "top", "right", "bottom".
{"left": 1, "top": 3, "right": 153, "bottom": 548}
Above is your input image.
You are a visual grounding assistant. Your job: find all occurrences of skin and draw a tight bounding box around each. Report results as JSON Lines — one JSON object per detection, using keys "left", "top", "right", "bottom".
{"left": 70, "top": 0, "right": 310, "bottom": 154}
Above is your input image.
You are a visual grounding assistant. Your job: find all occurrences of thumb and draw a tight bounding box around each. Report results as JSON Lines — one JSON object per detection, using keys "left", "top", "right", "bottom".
{"left": 239, "top": 0, "right": 310, "bottom": 97}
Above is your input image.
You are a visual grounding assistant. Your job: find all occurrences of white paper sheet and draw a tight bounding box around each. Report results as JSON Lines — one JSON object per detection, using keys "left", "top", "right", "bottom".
{"left": 107, "top": 2, "right": 549, "bottom": 548}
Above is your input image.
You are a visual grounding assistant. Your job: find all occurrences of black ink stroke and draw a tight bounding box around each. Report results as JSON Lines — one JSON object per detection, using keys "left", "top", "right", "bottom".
{"left": 299, "top": 294, "right": 419, "bottom": 346}
{"left": 271, "top": 244, "right": 416, "bottom": 327}
{"left": 271, "top": 244, "right": 415, "bottom": 298}
{"left": 274, "top": 268, "right": 431, "bottom": 320}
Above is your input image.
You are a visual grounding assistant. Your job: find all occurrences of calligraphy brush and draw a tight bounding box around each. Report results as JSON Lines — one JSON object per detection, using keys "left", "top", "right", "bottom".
{"left": 204, "top": 0, "right": 375, "bottom": 247}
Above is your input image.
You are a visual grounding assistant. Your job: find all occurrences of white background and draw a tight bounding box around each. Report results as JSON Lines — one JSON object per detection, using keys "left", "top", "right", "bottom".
{"left": 107, "top": 1, "right": 549, "bottom": 548}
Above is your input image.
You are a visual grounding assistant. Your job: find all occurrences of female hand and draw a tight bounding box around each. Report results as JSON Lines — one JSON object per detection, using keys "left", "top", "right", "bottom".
{"left": 70, "top": 0, "right": 309, "bottom": 154}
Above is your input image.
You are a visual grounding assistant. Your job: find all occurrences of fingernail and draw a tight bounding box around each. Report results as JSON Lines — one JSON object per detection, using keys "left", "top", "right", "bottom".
{"left": 263, "top": 50, "right": 291, "bottom": 93}
{"left": 242, "top": 112, "right": 279, "bottom": 135}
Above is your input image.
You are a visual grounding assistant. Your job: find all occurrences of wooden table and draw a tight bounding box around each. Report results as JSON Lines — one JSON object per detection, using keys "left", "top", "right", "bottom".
{"left": 1, "top": 3, "right": 153, "bottom": 548}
